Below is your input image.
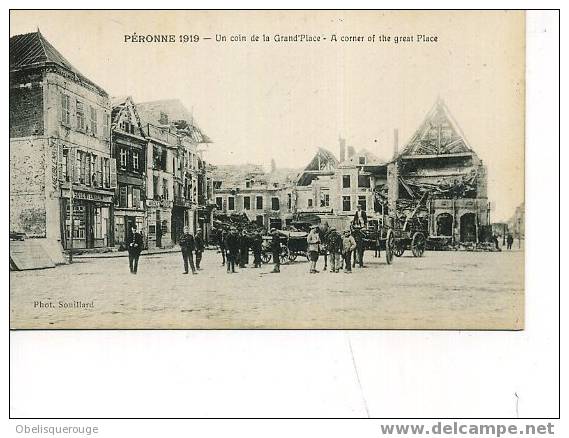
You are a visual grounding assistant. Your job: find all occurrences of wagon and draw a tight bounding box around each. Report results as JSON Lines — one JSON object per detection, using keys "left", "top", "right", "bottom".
{"left": 260, "top": 230, "right": 309, "bottom": 264}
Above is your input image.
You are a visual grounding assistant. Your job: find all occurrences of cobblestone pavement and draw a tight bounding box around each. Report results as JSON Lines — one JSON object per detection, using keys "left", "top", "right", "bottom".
{"left": 10, "top": 249, "right": 524, "bottom": 329}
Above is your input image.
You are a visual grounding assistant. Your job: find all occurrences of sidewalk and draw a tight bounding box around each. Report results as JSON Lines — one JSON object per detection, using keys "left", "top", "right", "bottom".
{"left": 72, "top": 246, "right": 220, "bottom": 259}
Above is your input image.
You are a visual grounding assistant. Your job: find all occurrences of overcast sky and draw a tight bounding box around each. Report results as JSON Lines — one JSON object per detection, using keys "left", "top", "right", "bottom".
{"left": 10, "top": 11, "right": 524, "bottom": 221}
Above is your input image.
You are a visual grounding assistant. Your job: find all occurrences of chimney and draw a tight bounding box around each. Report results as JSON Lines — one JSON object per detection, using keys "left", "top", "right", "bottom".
{"left": 339, "top": 137, "right": 346, "bottom": 162}
{"left": 347, "top": 146, "right": 355, "bottom": 159}
{"left": 393, "top": 128, "right": 399, "bottom": 159}
{"left": 270, "top": 158, "right": 276, "bottom": 173}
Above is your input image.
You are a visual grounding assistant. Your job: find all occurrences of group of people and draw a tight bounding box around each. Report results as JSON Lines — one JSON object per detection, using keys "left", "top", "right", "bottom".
{"left": 218, "top": 227, "right": 265, "bottom": 273}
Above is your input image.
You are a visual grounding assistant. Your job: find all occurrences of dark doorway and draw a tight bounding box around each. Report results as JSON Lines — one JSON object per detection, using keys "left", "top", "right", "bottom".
{"left": 155, "top": 210, "right": 162, "bottom": 247}
{"left": 459, "top": 213, "right": 476, "bottom": 242}
{"left": 436, "top": 213, "right": 453, "bottom": 236}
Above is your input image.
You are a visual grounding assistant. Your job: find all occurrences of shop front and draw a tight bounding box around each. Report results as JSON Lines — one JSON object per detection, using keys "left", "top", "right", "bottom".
{"left": 60, "top": 188, "right": 114, "bottom": 250}
{"left": 146, "top": 199, "right": 173, "bottom": 249}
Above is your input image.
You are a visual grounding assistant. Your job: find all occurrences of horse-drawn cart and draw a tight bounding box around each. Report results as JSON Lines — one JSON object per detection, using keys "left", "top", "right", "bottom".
{"left": 261, "top": 230, "right": 309, "bottom": 264}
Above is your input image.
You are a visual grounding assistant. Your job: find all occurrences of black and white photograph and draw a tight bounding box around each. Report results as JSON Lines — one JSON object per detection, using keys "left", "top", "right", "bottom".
{"left": 9, "top": 10, "right": 526, "bottom": 330}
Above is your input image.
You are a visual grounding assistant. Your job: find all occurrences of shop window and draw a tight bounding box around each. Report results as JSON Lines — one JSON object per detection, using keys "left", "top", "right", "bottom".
{"left": 342, "top": 175, "right": 351, "bottom": 189}
{"left": 342, "top": 196, "right": 351, "bottom": 212}
{"left": 243, "top": 196, "right": 251, "bottom": 210}
{"left": 271, "top": 197, "right": 280, "bottom": 211}
{"left": 65, "top": 203, "right": 86, "bottom": 239}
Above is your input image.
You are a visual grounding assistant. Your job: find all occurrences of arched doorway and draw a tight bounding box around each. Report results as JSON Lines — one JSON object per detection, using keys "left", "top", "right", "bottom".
{"left": 436, "top": 213, "right": 453, "bottom": 236}
{"left": 459, "top": 213, "right": 477, "bottom": 242}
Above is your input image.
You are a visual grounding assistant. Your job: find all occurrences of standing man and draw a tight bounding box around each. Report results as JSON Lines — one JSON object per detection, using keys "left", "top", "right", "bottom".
{"left": 179, "top": 226, "right": 196, "bottom": 274}
{"left": 353, "top": 204, "right": 368, "bottom": 228}
{"left": 219, "top": 228, "right": 227, "bottom": 266}
{"left": 341, "top": 229, "right": 357, "bottom": 274}
{"left": 507, "top": 233, "right": 514, "bottom": 250}
{"left": 225, "top": 227, "right": 240, "bottom": 273}
{"left": 307, "top": 225, "right": 321, "bottom": 274}
{"left": 327, "top": 227, "right": 342, "bottom": 273}
{"left": 194, "top": 228, "right": 205, "bottom": 270}
{"left": 270, "top": 228, "right": 281, "bottom": 273}
{"left": 127, "top": 225, "right": 143, "bottom": 274}
{"left": 239, "top": 229, "right": 249, "bottom": 268}
{"left": 319, "top": 222, "right": 330, "bottom": 271}
{"left": 351, "top": 225, "right": 366, "bottom": 268}
{"left": 251, "top": 230, "right": 263, "bottom": 268}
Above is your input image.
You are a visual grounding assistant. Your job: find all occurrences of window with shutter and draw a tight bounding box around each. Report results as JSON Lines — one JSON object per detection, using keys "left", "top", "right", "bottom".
{"left": 61, "top": 94, "right": 71, "bottom": 126}
{"left": 133, "top": 188, "right": 141, "bottom": 209}
{"left": 109, "top": 159, "right": 117, "bottom": 188}
{"left": 76, "top": 100, "right": 85, "bottom": 131}
{"left": 90, "top": 106, "right": 98, "bottom": 136}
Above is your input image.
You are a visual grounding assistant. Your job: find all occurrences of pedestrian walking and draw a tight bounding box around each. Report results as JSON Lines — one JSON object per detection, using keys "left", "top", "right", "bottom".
{"left": 179, "top": 226, "right": 197, "bottom": 275}
{"left": 251, "top": 231, "right": 263, "bottom": 268}
{"left": 127, "top": 225, "right": 143, "bottom": 274}
{"left": 507, "top": 233, "right": 514, "bottom": 250}
{"left": 341, "top": 229, "right": 357, "bottom": 273}
{"left": 307, "top": 225, "right": 321, "bottom": 273}
{"left": 225, "top": 227, "right": 240, "bottom": 273}
{"left": 326, "top": 227, "right": 343, "bottom": 273}
{"left": 270, "top": 228, "right": 281, "bottom": 273}
{"left": 195, "top": 228, "right": 205, "bottom": 270}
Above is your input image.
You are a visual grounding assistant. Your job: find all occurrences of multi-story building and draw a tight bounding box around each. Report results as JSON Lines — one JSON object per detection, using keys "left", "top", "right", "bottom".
{"left": 111, "top": 96, "right": 147, "bottom": 249}
{"left": 137, "top": 100, "right": 212, "bottom": 247}
{"left": 10, "top": 31, "right": 116, "bottom": 255}
{"left": 211, "top": 165, "right": 297, "bottom": 230}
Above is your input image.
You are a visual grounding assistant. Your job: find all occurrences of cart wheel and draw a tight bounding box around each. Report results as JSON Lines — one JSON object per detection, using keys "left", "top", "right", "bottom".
{"left": 385, "top": 229, "right": 394, "bottom": 265}
{"left": 280, "top": 246, "right": 290, "bottom": 263}
{"left": 261, "top": 252, "right": 272, "bottom": 264}
{"left": 393, "top": 241, "right": 405, "bottom": 257}
{"left": 411, "top": 232, "right": 426, "bottom": 257}
{"left": 288, "top": 252, "right": 297, "bottom": 262}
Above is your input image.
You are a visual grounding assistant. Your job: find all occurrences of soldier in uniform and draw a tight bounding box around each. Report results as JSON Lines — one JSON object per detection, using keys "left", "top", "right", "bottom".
{"left": 326, "top": 227, "right": 343, "bottom": 273}
{"left": 179, "top": 226, "right": 196, "bottom": 275}
{"left": 351, "top": 225, "right": 366, "bottom": 268}
{"left": 127, "top": 225, "right": 143, "bottom": 274}
{"left": 194, "top": 228, "right": 205, "bottom": 270}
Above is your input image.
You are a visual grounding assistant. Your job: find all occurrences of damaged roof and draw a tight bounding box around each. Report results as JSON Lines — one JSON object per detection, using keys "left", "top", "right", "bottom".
{"left": 297, "top": 148, "right": 339, "bottom": 186}
{"left": 10, "top": 30, "right": 108, "bottom": 97}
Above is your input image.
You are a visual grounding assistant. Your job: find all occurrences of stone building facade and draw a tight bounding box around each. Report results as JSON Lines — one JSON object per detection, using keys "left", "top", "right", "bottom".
{"left": 10, "top": 31, "right": 116, "bottom": 255}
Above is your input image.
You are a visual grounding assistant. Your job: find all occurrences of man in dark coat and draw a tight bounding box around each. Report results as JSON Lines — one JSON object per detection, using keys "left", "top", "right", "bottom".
{"left": 507, "top": 233, "right": 514, "bottom": 250}
{"left": 251, "top": 231, "right": 263, "bottom": 268}
{"left": 326, "top": 227, "right": 343, "bottom": 273}
{"left": 195, "top": 228, "right": 205, "bottom": 270}
{"left": 225, "top": 227, "right": 240, "bottom": 273}
{"left": 179, "top": 226, "right": 196, "bottom": 274}
{"left": 270, "top": 228, "right": 281, "bottom": 273}
{"left": 219, "top": 229, "right": 227, "bottom": 265}
{"left": 351, "top": 225, "right": 365, "bottom": 268}
{"left": 127, "top": 225, "right": 143, "bottom": 274}
{"left": 238, "top": 229, "right": 249, "bottom": 268}
{"left": 353, "top": 205, "right": 368, "bottom": 228}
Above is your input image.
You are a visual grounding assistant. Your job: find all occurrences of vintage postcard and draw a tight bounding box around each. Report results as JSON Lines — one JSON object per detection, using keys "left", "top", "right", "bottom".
{"left": 9, "top": 10, "right": 525, "bottom": 329}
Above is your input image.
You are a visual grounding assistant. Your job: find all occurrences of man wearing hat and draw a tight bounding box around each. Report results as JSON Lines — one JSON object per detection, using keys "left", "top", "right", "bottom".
{"left": 127, "top": 224, "right": 144, "bottom": 274}
{"left": 326, "top": 227, "right": 343, "bottom": 273}
{"left": 225, "top": 226, "right": 240, "bottom": 273}
{"left": 307, "top": 225, "right": 321, "bottom": 273}
{"left": 194, "top": 227, "right": 205, "bottom": 270}
{"left": 341, "top": 229, "right": 357, "bottom": 273}
{"left": 270, "top": 228, "right": 281, "bottom": 273}
{"left": 179, "top": 226, "right": 196, "bottom": 275}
